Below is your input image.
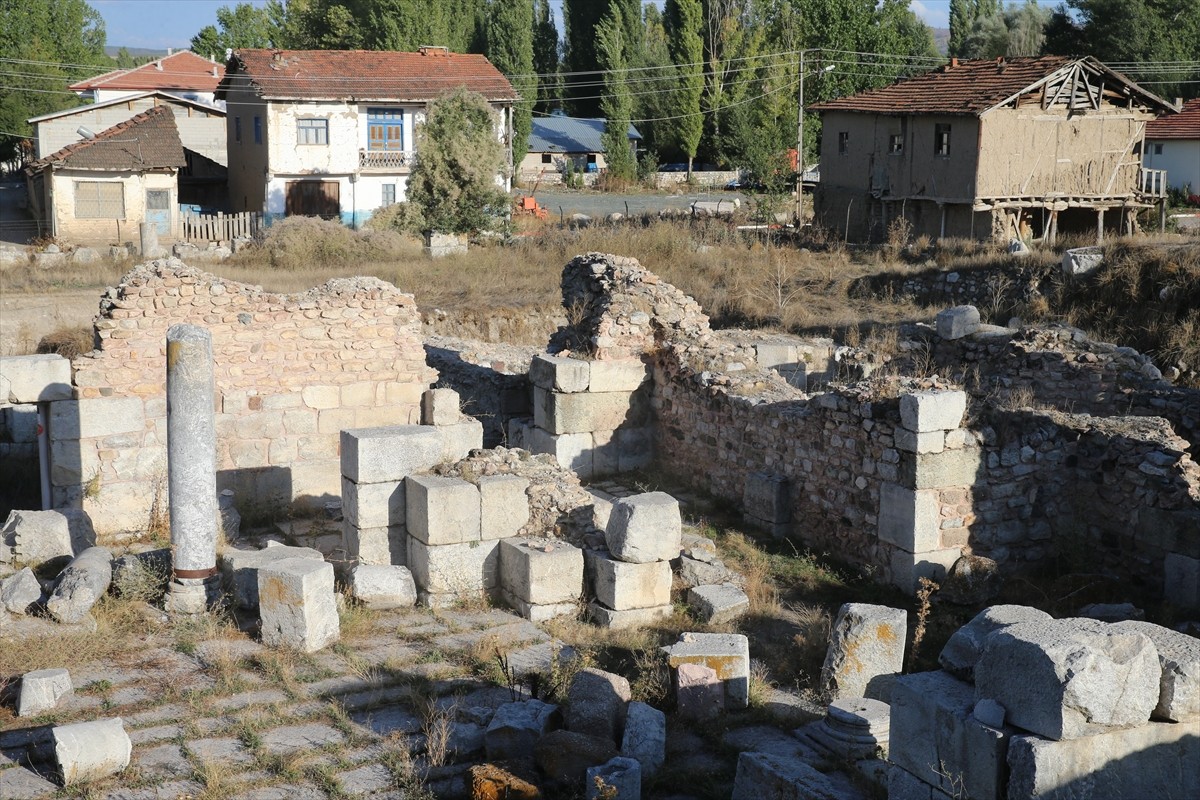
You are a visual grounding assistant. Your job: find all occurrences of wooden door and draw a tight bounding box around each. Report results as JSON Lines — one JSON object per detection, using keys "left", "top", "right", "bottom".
{"left": 285, "top": 180, "right": 340, "bottom": 218}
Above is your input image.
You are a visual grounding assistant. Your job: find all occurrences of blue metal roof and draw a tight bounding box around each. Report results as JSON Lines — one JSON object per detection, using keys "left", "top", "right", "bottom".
{"left": 527, "top": 117, "right": 642, "bottom": 154}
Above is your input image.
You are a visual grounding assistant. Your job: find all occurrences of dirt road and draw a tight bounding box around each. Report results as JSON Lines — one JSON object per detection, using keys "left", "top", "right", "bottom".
{"left": 0, "top": 289, "right": 99, "bottom": 355}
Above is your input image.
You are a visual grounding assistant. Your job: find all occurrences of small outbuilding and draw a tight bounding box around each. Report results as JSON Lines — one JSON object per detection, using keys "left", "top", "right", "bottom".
{"left": 520, "top": 117, "right": 642, "bottom": 184}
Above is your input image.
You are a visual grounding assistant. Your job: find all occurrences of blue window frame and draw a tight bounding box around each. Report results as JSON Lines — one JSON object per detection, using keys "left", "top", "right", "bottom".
{"left": 368, "top": 108, "right": 405, "bottom": 151}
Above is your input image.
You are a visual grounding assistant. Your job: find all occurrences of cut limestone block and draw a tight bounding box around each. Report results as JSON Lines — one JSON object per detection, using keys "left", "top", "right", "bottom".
{"left": 938, "top": 605, "right": 1053, "bottom": 681}
{"left": 485, "top": 699, "right": 561, "bottom": 762}
{"left": 1008, "top": 722, "right": 1200, "bottom": 800}
{"left": 688, "top": 584, "right": 750, "bottom": 624}
{"left": 605, "top": 492, "right": 682, "bottom": 565}
{"left": 439, "top": 419, "right": 484, "bottom": 463}
{"left": 662, "top": 632, "right": 750, "bottom": 708}
{"left": 500, "top": 592, "right": 578, "bottom": 622}
{"left": 743, "top": 472, "right": 790, "bottom": 525}
{"left": 18, "top": 668, "right": 72, "bottom": 717}
{"left": 677, "top": 662, "right": 723, "bottom": 721}
{"left": 0, "top": 353, "right": 72, "bottom": 403}
{"left": 899, "top": 390, "right": 968, "bottom": 433}
{"left": 499, "top": 537, "right": 584, "bottom": 605}
{"left": 535, "top": 729, "right": 619, "bottom": 787}
{"left": 568, "top": 667, "right": 632, "bottom": 742}
{"left": 422, "top": 388, "right": 462, "bottom": 426}
{"left": 342, "top": 522, "right": 406, "bottom": 566}
{"left": 480, "top": 475, "right": 530, "bottom": 540}
{"left": 616, "top": 426, "right": 654, "bottom": 473}
{"left": 890, "top": 670, "right": 1011, "bottom": 800}
{"left": 53, "top": 717, "right": 131, "bottom": 785}
{"left": 47, "top": 547, "right": 112, "bottom": 624}
{"left": 1, "top": 566, "right": 42, "bottom": 614}
{"left": 890, "top": 546, "right": 963, "bottom": 593}
{"left": 527, "top": 427, "right": 593, "bottom": 478}
{"left": 587, "top": 756, "right": 641, "bottom": 800}
{"left": 341, "top": 476, "right": 404, "bottom": 530}
{"left": 349, "top": 564, "right": 416, "bottom": 610}
{"left": 533, "top": 387, "right": 643, "bottom": 435}
{"left": 1113, "top": 620, "right": 1199, "bottom": 722}
{"left": 407, "top": 537, "right": 499, "bottom": 597}
{"left": 821, "top": 603, "right": 907, "bottom": 701}
{"left": 935, "top": 306, "right": 981, "bottom": 340}
{"left": 620, "top": 701, "right": 665, "bottom": 778}
{"left": 588, "top": 601, "right": 672, "bottom": 630}
{"left": 341, "top": 426, "right": 443, "bottom": 484}
{"left": 592, "top": 554, "right": 671, "bottom": 611}
{"left": 3, "top": 510, "right": 74, "bottom": 566}
{"left": 807, "top": 697, "right": 891, "bottom": 761}
{"left": 258, "top": 558, "right": 340, "bottom": 653}
{"left": 878, "top": 483, "right": 941, "bottom": 553}
{"left": 220, "top": 544, "right": 325, "bottom": 610}
{"left": 405, "top": 475, "right": 481, "bottom": 546}
{"left": 588, "top": 359, "right": 649, "bottom": 392}
{"left": 529, "top": 354, "right": 590, "bottom": 393}
{"left": 894, "top": 427, "right": 945, "bottom": 454}
{"left": 730, "top": 752, "right": 841, "bottom": 800}
{"left": 974, "top": 618, "right": 1159, "bottom": 741}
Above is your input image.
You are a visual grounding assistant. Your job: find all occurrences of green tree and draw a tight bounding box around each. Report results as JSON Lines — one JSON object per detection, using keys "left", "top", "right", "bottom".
{"left": 665, "top": 0, "right": 704, "bottom": 176}
{"left": 406, "top": 87, "right": 510, "bottom": 234}
{"left": 532, "top": 0, "right": 561, "bottom": 114}
{"left": 635, "top": 3, "right": 673, "bottom": 154}
{"left": 597, "top": 6, "right": 636, "bottom": 181}
{"left": 189, "top": 2, "right": 280, "bottom": 58}
{"left": 486, "top": 0, "right": 535, "bottom": 169}
{"left": 949, "top": 0, "right": 1000, "bottom": 56}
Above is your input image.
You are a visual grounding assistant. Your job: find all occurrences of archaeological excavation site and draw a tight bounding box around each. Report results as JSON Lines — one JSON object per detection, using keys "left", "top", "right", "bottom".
{"left": 1, "top": 250, "right": 1198, "bottom": 800}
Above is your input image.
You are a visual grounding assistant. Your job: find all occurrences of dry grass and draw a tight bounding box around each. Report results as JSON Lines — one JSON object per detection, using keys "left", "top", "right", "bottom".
{"left": 36, "top": 325, "right": 94, "bottom": 358}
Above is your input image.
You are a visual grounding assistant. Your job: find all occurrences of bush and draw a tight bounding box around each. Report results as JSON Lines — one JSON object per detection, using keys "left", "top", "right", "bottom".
{"left": 259, "top": 216, "right": 411, "bottom": 269}
{"left": 363, "top": 201, "right": 425, "bottom": 236}
{"left": 37, "top": 326, "right": 93, "bottom": 358}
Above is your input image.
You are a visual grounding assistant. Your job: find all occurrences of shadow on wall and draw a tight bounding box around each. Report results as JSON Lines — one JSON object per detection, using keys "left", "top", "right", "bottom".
{"left": 217, "top": 467, "right": 337, "bottom": 529}
{"left": 424, "top": 344, "right": 532, "bottom": 448}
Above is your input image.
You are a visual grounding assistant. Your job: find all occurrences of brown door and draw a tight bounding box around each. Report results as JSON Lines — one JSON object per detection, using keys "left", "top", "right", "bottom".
{"left": 285, "top": 180, "right": 340, "bottom": 218}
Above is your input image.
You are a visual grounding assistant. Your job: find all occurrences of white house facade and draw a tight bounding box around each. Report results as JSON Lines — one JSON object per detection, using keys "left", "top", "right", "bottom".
{"left": 1144, "top": 98, "right": 1200, "bottom": 195}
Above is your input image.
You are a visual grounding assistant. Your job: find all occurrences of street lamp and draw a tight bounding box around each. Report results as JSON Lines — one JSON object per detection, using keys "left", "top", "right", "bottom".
{"left": 796, "top": 55, "right": 836, "bottom": 226}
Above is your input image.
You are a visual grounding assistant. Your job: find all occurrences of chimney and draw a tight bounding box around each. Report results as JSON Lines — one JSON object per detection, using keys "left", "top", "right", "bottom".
{"left": 419, "top": 45, "right": 450, "bottom": 56}
{"left": 155, "top": 61, "right": 163, "bottom": 71}
{"left": 212, "top": 66, "right": 218, "bottom": 78}
{"left": 950, "top": 57, "right": 958, "bottom": 68}
{"left": 167, "top": 48, "right": 173, "bottom": 56}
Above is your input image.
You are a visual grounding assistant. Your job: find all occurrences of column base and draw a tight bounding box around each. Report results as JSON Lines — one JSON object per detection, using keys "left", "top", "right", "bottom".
{"left": 165, "top": 575, "right": 220, "bottom": 615}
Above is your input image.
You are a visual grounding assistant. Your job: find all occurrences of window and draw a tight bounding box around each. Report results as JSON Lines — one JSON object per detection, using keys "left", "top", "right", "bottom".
{"left": 253, "top": 116, "right": 262, "bottom": 144}
{"left": 889, "top": 134, "right": 904, "bottom": 155}
{"left": 75, "top": 181, "right": 124, "bottom": 219}
{"left": 234, "top": 116, "right": 242, "bottom": 144}
{"left": 1152, "top": 143, "right": 1164, "bottom": 155}
{"left": 297, "top": 118, "right": 328, "bottom": 145}
{"left": 541, "top": 153, "right": 553, "bottom": 164}
{"left": 381, "top": 183, "right": 396, "bottom": 206}
{"left": 838, "top": 131, "right": 850, "bottom": 156}
{"left": 935, "top": 123, "right": 952, "bottom": 157}
{"left": 367, "top": 108, "right": 404, "bottom": 150}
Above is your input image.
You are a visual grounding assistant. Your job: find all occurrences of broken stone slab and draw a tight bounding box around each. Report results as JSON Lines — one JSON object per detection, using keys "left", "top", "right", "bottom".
{"left": 257, "top": 558, "right": 340, "bottom": 653}
{"left": 588, "top": 601, "right": 673, "bottom": 630}
{"left": 730, "top": 751, "right": 841, "bottom": 800}
{"left": 688, "top": 584, "right": 750, "bottom": 624}
{"left": 675, "top": 555, "right": 742, "bottom": 588}
{"left": 663, "top": 632, "right": 750, "bottom": 708}
{"left": 620, "top": 701, "right": 665, "bottom": 778}
{"left": 485, "top": 699, "right": 561, "bottom": 762}
{"left": 405, "top": 474, "right": 481, "bottom": 546}
{"left": 938, "top": 604, "right": 1053, "bottom": 682}
{"left": 18, "top": 668, "right": 73, "bottom": 717}
{"left": 3, "top": 509, "right": 74, "bottom": 566}
{"left": 341, "top": 425, "right": 443, "bottom": 485}
{"left": 499, "top": 537, "right": 584, "bottom": 606}
{"left": 587, "top": 756, "right": 641, "bottom": 800}
{"left": 422, "top": 388, "right": 463, "bottom": 426}
{"left": 1, "top": 566, "right": 42, "bottom": 614}
{"left": 1112, "top": 620, "right": 1199, "bottom": 722}
{"left": 592, "top": 553, "right": 671, "bottom": 611}
{"left": 53, "top": 717, "right": 132, "bottom": 785}
{"left": 677, "top": 662, "right": 724, "bottom": 721}
{"left": 530, "top": 353, "right": 590, "bottom": 393}
{"left": 500, "top": 591, "right": 578, "bottom": 622}
{"left": 899, "top": 390, "right": 968, "bottom": 433}
{"left": 46, "top": 547, "right": 112, "bottom": 624}
{"left": 568, "top": 667, "right": 632, "bottom": 742}
{"left": 535, "top": 729, "right": 620, "bottom": 787}
{"left": 680, "top": 533, "right": 718, "bottom": 563}
{"left": 479, "top": 474, "right": 530, "bottom": 540}
{"left": 820, "top": 603, "right": 907, "bottom": 701}
{"left": 1062, "top": 245, "right": 1104, "bottom": 277}
{"left": 975, "top": 618, "right": 1160, "bottom": 740}
{"left": 349, "top": 564, "right": 416, "bottom": 610}
{"left": 604, "top": 492, "right": 682, "bottom": 565}
{"left": 219, "top": 544, "right": 325, "bottom": 610}
{"left": 0, "top": 353, "right": 72, "bottom": 403}
{"left": 935, "top": 306, "right": 981, "bottom": 340}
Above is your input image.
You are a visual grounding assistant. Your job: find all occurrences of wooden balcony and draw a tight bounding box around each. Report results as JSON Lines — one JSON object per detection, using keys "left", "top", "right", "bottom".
{"left": 359, "top": 149, "right": 414, "bottom": 171}
{"left": 1140, "top": 168, "right": 1168, "bottom": 199}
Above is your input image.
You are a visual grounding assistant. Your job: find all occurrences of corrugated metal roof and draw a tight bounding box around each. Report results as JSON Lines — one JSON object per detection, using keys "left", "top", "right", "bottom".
{"left": 30, "top": 106, "right": 186, "bottom": 172}
{"left": 1147, "top": 98, "right": 1200, "bottom": 140}
{"left": 69, "top": 51, "right": 224, "bottom": 93}
{"left": 527, "top": 117, "right": 642, "bottom": 154}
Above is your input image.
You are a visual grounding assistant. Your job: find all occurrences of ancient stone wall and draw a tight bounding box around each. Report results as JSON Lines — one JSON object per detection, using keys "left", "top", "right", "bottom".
{"left": 54, "top": 260, "right": 435, "bottom": 534}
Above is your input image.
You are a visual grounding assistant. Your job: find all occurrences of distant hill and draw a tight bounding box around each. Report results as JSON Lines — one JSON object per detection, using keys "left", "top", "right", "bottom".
{"left": 104, "top": 46, "right": 169, "bottom": 59}
{"left": 931, "top": 27, "right": 950, "bottom": 56}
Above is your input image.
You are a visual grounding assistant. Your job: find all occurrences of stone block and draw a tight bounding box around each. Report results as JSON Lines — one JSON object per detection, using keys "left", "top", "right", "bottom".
{"left": 588, "top": 756, "right": 641, "bottom": 800}
{"left": 592, "top": 429, "right": 620, "bottom": 476}
{"left": 605, "top": 492, "right": 681, "bottom": 565}
{"left": 743, "top": 472, "right": 790, "bottom": 525}
{"left": 529, "top": 354, "right": 590, "bottom": 393}
{"left": 1112, "top": 620, "right": 1199, "bottom": 722}
{"left": 534, "top": 387, "right": 644, "bottom": 435}
{"left": 49, "top": 397, "right": 144, "bottom": 440}
{"left": 677, "top": 662, "right": 724, "bottom": 720}
{"left": 422, "top": 388, "right": 462, "bottom": 426}
{"left": 935, "top": 306, "right": 981, "bottom": 340}
{"left": 1062, "top": 246, "right": 1104, "bottom": 277}
{"left": 620, "top": 701, "right": 665, "bottom": 778}
{"left": 888, "top": 765, "right": 955, "bottom": 800}
{"left": 4, "top": 509, "right": 74, "bottom": 565}
{"left": 220, "top": 544, "right": 325, "bottom": 610}
{"left": 18, "top": 668, "right": 72, "bottom": 717}
{"left": 1007, "top": 721, "right": 1199, "bottom": 800}
{"left": 499, "top": 591, "right": 578, "bottom": 622}
{"left": 53, "top": 717, "right": 131, "bottom": 785}
{"left": 975, "top": 618, "right": 1160, "bottom": 740}
{"left": 895, "top": 427, "right": 945, "bottom": 454}
{"left": 1, "top": 354, "right": 72, "bottom": 403}
{"left": 527, "top": 427, "right": 593, "bottom": 478}
{"left": 592, "top": 554, "right": 671, "bottom": 611}
{"left": 616, "top": 426, "right": 654, "bottom": 473}
{"left": 730, "top": 752, "right": 841, "bottom": 800}
{"left": 47, "top": 546, "right": 112, "bottom": 624}
{"left": 899, "top": 390, "right": 968, "bottom": 433}
{"left": 405, "top": 474, "right": 481, "bottom": 545}
{"left": 663, "top": 632, "right": 750, "bottom": 708}
{"left": 588, "top": 601, "right": 673, "bottom": 630}
{"left": 1164, "top": 553, "right": 1200, "bottom": 610}
{"left": 258, "top": 558, "right": 340, "bottom": 653}
{"left": 588, "top": 359, "right": 649, "bottom": 392}
{"left": 878, "top": 483, "right": 941, "bottom": 553}
{"left": 480, "top": 475, "right": 530, "bottom": 540}
{"left": 3, "top": 405, "right": 38, "bottom": 443}
{"left": 439, "top": 419, "right": 483, "bottom": 463}
{"left": 350, "top": 564, "right": 416, "bottom": 609}
{"left": 568, "top": 667, "right": 632, "bottom": 742}
{"left": 535, "top": 729, "right": 620, "bottom": 787}
{"left": 499, "top": 537, "right": 584, "bottom": 605}
{"left": 821, "top": 603, "right": 907, "bottom": 701}
{"left": 688, "top": 584, "right": 750, "bottom": 625}
{"left": 407, "top": 537, "right": 498, "bottom": 597}
{"left": 340, "top": 425, "right": 443, "bottom": 484}
{"left": 341, "top": 476, "right": 405, "bottom": 530}
{"left": 343, "top": 523, "right": 407, "bottom": 566}
{"left": 485, "top": 699, "right": 561, "bottom": 761}
{"left": 890, "top": 546, "right": 963, "bottom": 593}
{"left": 468, "top": 764, "right": 541, "bottom": 800}
{"left": 1, "top": 567, "right": 42, "bottom": 614}
{"left": 939, "top": 605, "right": 1053, "bottom": 681}
{"left": 890, "top": 670, "right": 1011, "bottom": 800}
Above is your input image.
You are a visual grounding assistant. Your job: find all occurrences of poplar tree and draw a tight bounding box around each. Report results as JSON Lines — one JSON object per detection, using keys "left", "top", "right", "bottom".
{"left": 486, "top": 0, "right": 535, "bottom": 169}
{"left": 597, "top": 6, "right": 635, "bottom": 182}
{"left": 532, "top": 0, "right": 561, "bottom": 114}
{"left": 665, "top": 0, "right": 704, "bottom": 177}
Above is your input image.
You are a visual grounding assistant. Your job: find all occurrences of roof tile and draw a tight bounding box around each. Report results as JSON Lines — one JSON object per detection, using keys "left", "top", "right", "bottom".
{"left": 30, "top": 106, "right": 186, "bottom": 172}
{"left": 69, "top": 51, "right": 224, "bottom": 93}
{"left": 1146, "top": 98, "right": 1200, "bottom": 140}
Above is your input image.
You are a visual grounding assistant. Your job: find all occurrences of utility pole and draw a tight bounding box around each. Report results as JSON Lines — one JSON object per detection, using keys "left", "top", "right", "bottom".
{"left": 795, "top": 50, "right": 805, "bottom": 226}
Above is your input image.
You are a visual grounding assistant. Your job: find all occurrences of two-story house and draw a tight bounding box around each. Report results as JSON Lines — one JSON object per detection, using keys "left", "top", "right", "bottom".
{"left": 216, "top": 48, "right": 517, "bottom": 226}
{"left": 810, "top": 56, "right": 1176, "bottom": 243}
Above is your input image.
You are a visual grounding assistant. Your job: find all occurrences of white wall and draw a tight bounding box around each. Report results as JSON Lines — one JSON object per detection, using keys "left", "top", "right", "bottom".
{"left": 38, "top": 100, "right": 226, "bottom": 166}
{"left": 1144, "top": 139, "right": 1200, "bottom": 193}
{"left": 48, "top": 169, "right": 176, "bottom": 243}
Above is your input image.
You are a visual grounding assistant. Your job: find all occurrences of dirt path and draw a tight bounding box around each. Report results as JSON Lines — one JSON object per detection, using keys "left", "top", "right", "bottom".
{"left": 0, "top": 289, "right": 100, "bottom": 356}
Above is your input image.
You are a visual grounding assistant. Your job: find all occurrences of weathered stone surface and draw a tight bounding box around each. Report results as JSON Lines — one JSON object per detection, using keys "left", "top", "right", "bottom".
{"left": 676, "top": 662, "right": 724, "bottom": 721}
{"left": 1007, "top": 722, "right": 1199, "bottom": 800}
{"left": 730, "top": 752, "right": 840, "bottom": 800}
{"left": 1062, "top": 246, "right": 1104, "bottom": 276}
{"left": 534, "top": 387, "right": 643, "bottom": 435}
{"left": 499, "top": 537, "right": 583, "bottom": 605}
{"left": 220, "top": 544, "right": 324, "bottom": 610}
{"left": 500, "top": 592, "right": 578, "bottom": 622}
{"left": 258, "top": 558, "right": 339, "bottom": 653}
{"left": 341, "top": 425, "right": 443, "bottom": 484}
{"left": 675, "top": 555, "right": 741, "bottom": 588}
{"left": 588, "top": 602, "right": 673, "bottom": 630}
{"left": 406, "top": 474, "right": 481, "bottom": 545}
{"left": 349, "top": 564, "right": 416, "bottom": 609}
{"left": 1164, "top": 553, "right": 1199, "bottom": 610}
{"left": 535, "top": 729, "right": 619, "bottom": 787}
{"left": 48, "top": 396, "right": 143, "bottom": 440}
{"left": 820, "top": 603, "right": 907, "bottom": 701}
{"left": 975, "top": 618, "right": 1160, "bottom": 740}
{"left": 407, "top": 537, "right": 499, "bottom": 597}
{"left": 568, "top": 668, "right": 631, "bottom": 742}
{"left": 1113, "top": 620, "right": 1199, "bottom": 722}
{"left": 18, "top": 668, "right": 73, "bottom": 717}
{"left": 938, "top": 605, "right": 1053, "bottom": 681}
{"left": 53, "top": 717, "right": 131, "bottom": 785}
{"left": 940, "top": 554, "right": 1003, "bottom": 605}
{"left": 589, "top": 360, "right": 649, "bottom": 393}
{"left": 0, "top": 354, "right": 72, "bottom": 403}
{"left": 900, "top": 447, "right": 983, "bottom": 490}
{"left": 890, "top": 546, "right": 963, "bottom": 593}
{"left": 340, "top": 476, "right": 404, "bottom": 530}
{"left": 480, "top": 474, "right": 530, "bottom": 540}
{"left": 894, "top": 427, "right": 945, "bottom": 454}
{"left": 438, "top": 418, "right": 484, "bottom": 462}
{"left": 877, "top": 483, "right": 940, "bottom": 554}
{"left": 888, "top": 765, "right": 955, "bottom": 800}
{"left": 485, "top": 699, "right": 561, "bottom": 762}
{"left": 688, "top": 584, "right": 750, "bottom": 624}
{"left": 47, "top": 547, "right": 113, "bottom": 624}
{"left": 604, "top": 492, "right": 681, "bottom": 565}
{"left": 743, "top": 472, "right": 790, "bottom": 525}
{"left": 530, "top": 354, "right": 590, "bottom": 393}
{"left": 663, "top": 632, "right": 750, "bottom": 708}
{"left": 900, "top": 390, "right": 968, "bottom": 433}
{"left": 587, "top": 756, "right": 641, "bottom": 800}
{"left": 3, "top": 510, "right": 74, "bottom": 565}
{"left": 422, "top": 388, "right": 462, "bottom": 426}
{"left": 936, "top": 306, "right": 981, "bottom": 340}
{"left": 620, "top": 701, "right": 665, "bottom": 778}
{"left": 680, "top": 533, "right": 717, "bottom": 563}
{"left": 592, "top": 554, "right": 671, "bottom": 611}
{"left": 1, "top": 567, "right": 42, "bottom": 614}
{"left": 526, "top": 427, "right": 593, "bottom": 478}
{"left": 1079, "top": 602, "right": 1144, "bottom": 623}
{"left": 342, "top": 522, "right": 406, "bottom": 566}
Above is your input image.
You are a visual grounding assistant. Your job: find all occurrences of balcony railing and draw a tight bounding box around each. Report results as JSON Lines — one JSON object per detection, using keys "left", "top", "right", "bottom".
{"left": 359, "top": 149, "right": 414, "bottom": 170}
{"left": 1141, "top": 168, "right": 1168, "bottom": 198}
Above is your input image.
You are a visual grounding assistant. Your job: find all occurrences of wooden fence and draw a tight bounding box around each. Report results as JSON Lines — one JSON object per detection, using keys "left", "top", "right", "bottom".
{"left": 181, "top": 210, "right": 263, "bottom": 242}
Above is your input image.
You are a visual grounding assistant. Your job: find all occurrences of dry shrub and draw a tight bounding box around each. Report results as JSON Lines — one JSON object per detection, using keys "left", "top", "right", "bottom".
{"left": 253, "top": 216, "right": 420, "bottom": 269}
{"left": 37, "top": 325, "right": 93, "bottom": 358}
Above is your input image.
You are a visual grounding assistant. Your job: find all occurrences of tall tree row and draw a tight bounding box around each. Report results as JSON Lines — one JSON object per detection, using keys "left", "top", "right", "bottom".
{"left": 664, "top": 0, "right": 704, "bottom": 177}
{"left": 596, "top": 5, "right": 636, "bottom": 181}
{"left": 485, "top": 0, "right": 535, "bottom": 168}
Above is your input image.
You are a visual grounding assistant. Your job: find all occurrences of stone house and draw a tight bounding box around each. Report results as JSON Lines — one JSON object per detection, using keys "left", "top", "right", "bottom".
{"left": 810, "top": 56, "right": 1177, "bottom": 243}
{"left": 68, "top": 50, "right": 226, "bottom": 106}
{"left": 1143, "top": 97, "right": 1200, "bottom": 195}
{"left": 24, "top": 106, "right": 186, "bottom": 243}
{"left": 519, "top": 117, "right": 642, "bottom": 184}
{"left": 216, "top": 47, "right": 517, "bottom": 226}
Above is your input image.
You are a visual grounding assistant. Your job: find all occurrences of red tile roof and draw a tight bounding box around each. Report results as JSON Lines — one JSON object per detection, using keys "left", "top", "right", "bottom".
{"left": 221, "top": 49, "right": 518, "bottom": 102}
{"left": 69, "top": 51, "right": 224, "bottom": 93}
{"left": 1146, "top": 98, "right": 1200, "bottom": 140}
{"left": 30, "top": 106, "right": 186, "bottom": 172}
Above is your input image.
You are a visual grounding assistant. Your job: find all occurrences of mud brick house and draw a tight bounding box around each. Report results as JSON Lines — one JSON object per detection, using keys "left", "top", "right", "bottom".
{"left": 811, "top": 56, "right": 1177, "bottom": 243}
{"left": 216, "top": 48, "right": 517, "bottom": 226}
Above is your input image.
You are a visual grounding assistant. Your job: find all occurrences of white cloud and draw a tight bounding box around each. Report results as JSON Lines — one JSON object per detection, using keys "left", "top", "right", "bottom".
{"left": 910, "top": 0, "right": 950, "bottom": 29}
